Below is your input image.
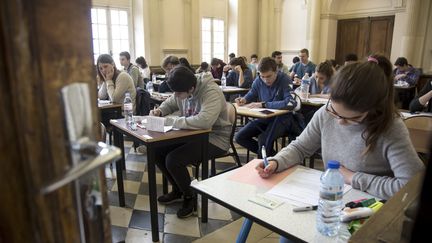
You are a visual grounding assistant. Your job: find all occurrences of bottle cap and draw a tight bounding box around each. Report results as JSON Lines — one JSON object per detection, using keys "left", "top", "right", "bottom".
{"left": 327, "top": 160, "right": 340, "bottom": 169}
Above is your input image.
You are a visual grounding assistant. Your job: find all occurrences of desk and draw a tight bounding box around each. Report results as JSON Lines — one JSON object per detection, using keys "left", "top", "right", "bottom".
{"left": 110, "top": 119, "right": 211, "bottom": 242}
{"left": 220, "top": 86, "right": 250, "bottom": 96}
{"left": 191, "top": 160, "right": 374, "bottom": 243}
{"left": 150, "top": 92, "right": 172, "bottom": 105}
{"left": 394, "top": 84, "right": 416, "bottom": 109}
{"left": 234, "top": 104, "right": 291, "bottom": 119}
{"left": 301, "top": 96, "right": 328, "bottom": 107}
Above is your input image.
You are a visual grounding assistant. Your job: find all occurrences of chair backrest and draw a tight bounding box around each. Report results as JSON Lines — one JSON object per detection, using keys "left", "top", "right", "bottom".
{"left": 100, "top": 122, "right": 107, "bottom": 142}
{"left": 403, "top": 116, "right": 432, "bottom": 155}
{"left": 135, "top": 87, "right": 151, "bottom": 116}
{"left": 226, "top": 102, "right": 237, "bottom": 143}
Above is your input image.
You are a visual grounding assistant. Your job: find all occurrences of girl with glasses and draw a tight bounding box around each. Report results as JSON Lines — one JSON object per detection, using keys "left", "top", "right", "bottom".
{"left": 256, "top": 54, "right": 424, "bottom": 200}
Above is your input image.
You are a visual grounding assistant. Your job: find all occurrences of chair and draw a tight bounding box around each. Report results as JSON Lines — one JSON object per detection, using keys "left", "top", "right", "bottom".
{"left": 403, "top": 115, "right": 432, "bottom": 165}
{"left": 210, "top": 102, "right": 242, "bottom": 176}
{"left": 133, "top": 88, "right": 151, "bottom": 151}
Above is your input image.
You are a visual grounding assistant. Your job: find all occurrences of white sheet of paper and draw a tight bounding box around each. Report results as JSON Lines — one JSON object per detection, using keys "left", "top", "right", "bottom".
{"left": 307, "top": 97, "right": 328, "bottom": 104}
{"left": 146, "top": 116, "right": 173, "bottom": 132}
{"left": 98, "top": 99, "right": 111, "bottom": 104}
{"left": 400, "top": 111, "right": 432, "bottom": 119}
{"left": 266, "top": 166, "right": 352, "bottom": 207}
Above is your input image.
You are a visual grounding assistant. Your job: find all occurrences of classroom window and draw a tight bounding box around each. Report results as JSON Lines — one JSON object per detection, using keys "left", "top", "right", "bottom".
{"left": 201, "top": 18, "right": 225, "bottom": 62}
{"left": 91, "top": 7, "right": 131, "bottom": 67}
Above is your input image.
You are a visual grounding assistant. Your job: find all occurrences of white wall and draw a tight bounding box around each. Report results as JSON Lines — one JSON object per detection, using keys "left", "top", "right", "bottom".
{"left": 280, "top": 0, "right": 307, "bottom": 66}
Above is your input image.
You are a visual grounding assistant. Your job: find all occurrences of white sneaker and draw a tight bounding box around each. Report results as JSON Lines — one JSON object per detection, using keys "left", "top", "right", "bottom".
{"left": 137, "top": 145, "right": 147, "bottom": 154}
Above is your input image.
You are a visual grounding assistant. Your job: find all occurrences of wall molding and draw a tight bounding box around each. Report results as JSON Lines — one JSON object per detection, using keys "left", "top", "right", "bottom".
{"left": 162, "top": 48, "right": 189, "bottom": 57}
{"left": 321, "top": 8, "right": 406, "bottom": 20}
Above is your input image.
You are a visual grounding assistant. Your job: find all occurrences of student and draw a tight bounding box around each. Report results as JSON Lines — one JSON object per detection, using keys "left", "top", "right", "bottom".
{"left": 344, "top": 53, "right": 358, "bottom": 65}
{"left": 271, "top": 51, "right": 290, "bottom": 75}
{"left": 119, "top": 51, "right": 144, "bottom": 88}
{"left": 409, "top": 79, "right": 432, "bottom": 112}
{"left": 256, "top": 54, "right": 424, "bottom": 201}
{"left": 234, "top": 57, "right": 299, "bottom": 157}
{"left": 228, "top": 52, "right": 236, "bottom": 62}
{"left": 179, "top": 57, "right": 196, "bottom": 74}
{"left": 210, "top": 58, "right": 227, "bottom": 80}
{"left": 290, "top": 48, "right": 316, "bottom": 82}
{"left": 288, "top": 56, "right": 300, "bottom": 73}
{"left": 309, "top": 60, "right": 334, "bottom": 95}
{"left": 226, "top": 57, "right": 254, "bottom": 88}
{"left": 196, "top": 61, "right": 211, "bottom": 75}
{"left": 135, "top": 56, "right": 151, "bottom": 83}
{"left": 150, "top": 66, "right": 231, "bottom": 218}
{"left": 250, "top": 54, "right": 259, "bottom": 70}
{"left": 97, "top": 54, "right": 136, "bottom": 109}
{"left": 159, "top": 55, "right": 180, "bottom": 93}
{"left": 393, "top": 57, "right": 420, "bottom": 86}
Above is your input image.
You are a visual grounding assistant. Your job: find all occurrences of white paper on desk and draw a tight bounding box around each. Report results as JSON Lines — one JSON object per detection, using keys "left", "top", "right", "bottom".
{"left": 400, "top": 111, "right": 432, "bottom": 119}
{"left": 98, "top": 99, "right": 111, "bottom": 104}
{"left": 265, "top": 166, "right": 352, "bottom": 207}
{"left": 146, "top": 116, "right": 173, "bottom": 132}
{"left": 250, "top": 108, "right": 279, "bottom": 112}
{"left": 306, "top": 97, "right": 328, "bottom": 104}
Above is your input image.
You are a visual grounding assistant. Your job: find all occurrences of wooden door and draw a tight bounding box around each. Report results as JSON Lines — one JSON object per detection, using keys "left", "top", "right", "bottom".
{"left": 0, "top": 0, "right": 111, "bottom": 242}
{"left": 335, "top": 16, "right": 394, "bottom": 65}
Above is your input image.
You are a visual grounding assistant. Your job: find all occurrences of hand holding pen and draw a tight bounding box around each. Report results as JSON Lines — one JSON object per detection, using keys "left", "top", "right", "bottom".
{"left": 149, "top": 105, "right": 162, "bottom": 117}
{"left": 255, "top": 145, "right": 277, "bottom": 178}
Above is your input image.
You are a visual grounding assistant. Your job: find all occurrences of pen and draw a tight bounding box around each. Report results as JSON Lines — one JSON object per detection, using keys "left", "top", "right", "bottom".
{"left": 293, "top": 205, "right": 318, "bottom": 212}
{"left": 261, "top": 146, "right": 269, "bottom": 167}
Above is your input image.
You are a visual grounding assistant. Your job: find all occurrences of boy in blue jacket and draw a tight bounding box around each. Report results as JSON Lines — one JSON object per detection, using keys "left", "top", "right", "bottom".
{"left": 235, "top": 57, "right": 300, "bottom": 157}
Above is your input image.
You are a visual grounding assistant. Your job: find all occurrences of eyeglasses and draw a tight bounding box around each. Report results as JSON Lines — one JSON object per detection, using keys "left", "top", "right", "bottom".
{"left": 325, "top": 99, "right": 366, "bottom": 124}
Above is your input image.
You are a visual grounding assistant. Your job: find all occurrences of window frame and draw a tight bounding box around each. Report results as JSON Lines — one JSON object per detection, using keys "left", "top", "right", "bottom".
{"left": 201, "top": 17, "right": 226, "bottom": 62}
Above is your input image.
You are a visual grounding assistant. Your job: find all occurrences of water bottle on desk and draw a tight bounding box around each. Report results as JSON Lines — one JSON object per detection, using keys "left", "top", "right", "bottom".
{"left": 316, "top": 160, "right": 344, "bottom": 237}
{"left": 300, "top": 73, "right": 310, "bottom": 100}
{"left": 221, "top": 72, "right": 227, "bottom": 89}
{"left": 123, "top": 92, "right": 136, "bottom": 130}
{"left": 147, "top": 74, "right": 155, "bottom": 94}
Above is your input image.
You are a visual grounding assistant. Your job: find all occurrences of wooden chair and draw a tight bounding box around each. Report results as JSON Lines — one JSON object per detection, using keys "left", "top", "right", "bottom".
{"left": 403, "top": 115, "right": 432, "bottom": 164}
{"left": 210, "top": 102, "right": 242, "bottom": 176}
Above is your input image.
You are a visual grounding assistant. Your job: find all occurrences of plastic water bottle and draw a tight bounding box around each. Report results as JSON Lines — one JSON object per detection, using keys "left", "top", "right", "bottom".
{"left": 300, "top": 73, "right": 310, "bottom": 100}
{"left": 147, "top": 75, "right": 155, "bottom": 94}
{"left": 221, "top": 72, "right": 227, "bottom": 89}
{"left": 123, "top": 92, "right": 135, "bottom": 130}
{"left": 316, "top": 160, "right": 344, "bottom": 237}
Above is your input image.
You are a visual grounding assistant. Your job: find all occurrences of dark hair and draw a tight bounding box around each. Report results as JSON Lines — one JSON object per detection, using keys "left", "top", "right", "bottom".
{"left": 345, "top": 53, "right": 358, "bottom": 62}
{"left": 166, "top": 66, "right": 197, "bottom": 92}
{"left": 251, "top": 54, "right": 258, "bottom": 59}
{"left": 394, "top": 57, "right": 408, "bottom": 66}
{"left": 271, "top": 51, "right": 282, "bottom": 58}
{"left": 161, "top": 55, "right": 180, "bottom": 69}
{"left": 229, "top": 57, "right": 248, "bottom": 71}
{"left": 179, "top": 57, "right": 195, "bottom": 73}
{"left": 210, "top": 58, "right": 223, "bottom": 66}
{"left": 330, "top": 59, "right": 337, "bottom": 68}
{"left": 96, "top": 54, "right": 119, "bottom": 81}
{"left": 316, "top": 60, "right": 334, "bottom": 79}
{"left": 229, "top": 53, "right": 236, "bottom": 58}
{"left": 292, "top": 56, "right": 300, "bottom": 63}
{"left": 299, "top": 48, "right": 309, "bottom": 56}
{"left": 135, "top": 56, "right": 148, "bottom": 69}
{"left": 330, "top": 54, "right": 397, "bottom": 153}
{"left": 119, "top": 51, "right": 131, "bottom": 61}
{"left": 258, "top": 57, "right": 277, "bottom": 72}
{"left": 200, "top": 62, "right": 209, "bottom": 70}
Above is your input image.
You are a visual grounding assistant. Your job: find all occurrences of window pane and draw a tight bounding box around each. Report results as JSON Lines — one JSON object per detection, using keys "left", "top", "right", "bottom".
{"left": 99, "top": 24, "right": 107, "bottom": 39}
{"left": 202, "top": 31, "right": 211, "bottom": 43}
{"left": 202, "top": 18, "right": 211, "bottom": 31}
{"left": 120, "top": 26, "right": 128, "bottom": 38}
{"left": 97, "top": 9, "right": 106, "bottom": 24}
{"left": 120, "top": 40, "right": 129, "bottom": 52}
{"left": 202, "top": 43, "right": 211, "bottom": 53}
{"left": 92, "top": 24, "right": 99, "bottom": 39}
{"left": 214, "top": 53, "right": 224, "bottom": 60}
{"left": 91, "top": 9, "right": 97, "bottom": 23}
{"left": 111, "top": 25, "right": 120, "bottom": 39}
{"left": 99, "top": 40, "right": 109, "bottom": 53}
{"left": 213, "top": 19, "right": 224, "bottom": 32}
{"left": 213, "top": 43, "right": 224, "bottom": 54}
{"left": 213, "top": 31, "right": 224, "bottom": 43}
{"left": 202, "top": 54, "right": 211, "bottom": 63}
{"left": 119, "top": 11, "right": 128, "bottom": 25}
{"left": 111, "top": 10, "right": 119, "bottom": 24}
{"left": 93, "top": 40, "right": 99, "bottom": 53}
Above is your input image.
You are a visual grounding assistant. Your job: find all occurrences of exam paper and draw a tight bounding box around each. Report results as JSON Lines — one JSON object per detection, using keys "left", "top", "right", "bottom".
{"left": 266, "top": 166, "right": 352, "bottom": 207}
{"left": 146, "top": 116, "right": 173, "bottom": 132}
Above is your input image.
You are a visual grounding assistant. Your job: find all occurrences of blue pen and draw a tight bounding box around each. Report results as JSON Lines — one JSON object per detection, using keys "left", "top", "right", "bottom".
{"left": 261, "top": 146, "right": 269, "bottom": 167}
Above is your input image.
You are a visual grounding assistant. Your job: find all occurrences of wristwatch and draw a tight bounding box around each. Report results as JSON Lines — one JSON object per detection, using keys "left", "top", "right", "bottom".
{"left": 261, "top": 102, "right": 266, "bottom": 108}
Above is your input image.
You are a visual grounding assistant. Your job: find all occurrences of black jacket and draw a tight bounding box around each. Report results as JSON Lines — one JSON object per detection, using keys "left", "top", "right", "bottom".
{"left": 409, "top": 79, "right": 432, "bottom": 112}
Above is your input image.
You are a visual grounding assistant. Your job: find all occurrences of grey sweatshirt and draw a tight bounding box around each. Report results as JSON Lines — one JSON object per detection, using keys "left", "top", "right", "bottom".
{"left": 158, "top": 73, "right": 231, "bottom": 152}
{"left": 98, "top": 72, "right": 136, "bottom": 111}
{"left": 269, "top": 106, "right": 425, "bottom": 199}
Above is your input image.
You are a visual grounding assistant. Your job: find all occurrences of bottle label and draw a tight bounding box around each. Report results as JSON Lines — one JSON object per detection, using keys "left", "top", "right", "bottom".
{"left": 320, "top": 185, "right": 343, "bottom": 201}
{"left": 124, "top": 103, "right": 133, "bottom": 111}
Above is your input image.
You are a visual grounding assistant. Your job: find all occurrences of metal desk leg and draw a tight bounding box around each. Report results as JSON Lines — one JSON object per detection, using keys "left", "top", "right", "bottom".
{"left": 112, "top": 127, "right": 125, "bottom": 207}
{"left": 201, "top": 134, "right": 209, "bottom": 223}
{"left": 147, "top": 145, "right": 160, "bottom": 242}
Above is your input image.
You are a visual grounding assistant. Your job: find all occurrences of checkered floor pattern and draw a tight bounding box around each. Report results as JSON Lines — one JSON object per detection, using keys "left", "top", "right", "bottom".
{"left": 106, "top": 139, "right": 253, "bottom": 243}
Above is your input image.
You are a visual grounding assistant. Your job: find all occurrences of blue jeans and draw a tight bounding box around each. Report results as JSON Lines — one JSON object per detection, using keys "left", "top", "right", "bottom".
{"left": 235, "top": 114, "right": 296, "bottom": 157}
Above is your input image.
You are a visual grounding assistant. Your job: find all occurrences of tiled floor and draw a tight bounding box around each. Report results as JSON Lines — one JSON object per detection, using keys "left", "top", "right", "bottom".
{"left": 107, "top": 137, "right": 323, "bottom": 243}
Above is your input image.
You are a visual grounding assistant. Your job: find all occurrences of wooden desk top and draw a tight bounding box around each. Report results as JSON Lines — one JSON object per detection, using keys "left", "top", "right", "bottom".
{"left": 110, "top": 118, "right": 210, "bottom": 143}
{"left": 234, "top": 103, "right": 290, "bottom": 119}
{"left": 98, "top": 102, "right": 122, "bottom": 110}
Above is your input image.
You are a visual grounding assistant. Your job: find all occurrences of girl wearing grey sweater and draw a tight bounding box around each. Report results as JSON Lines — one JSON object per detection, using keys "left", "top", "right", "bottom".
{"left": 257, "top": 54, "right": 424, "bottom": 200}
